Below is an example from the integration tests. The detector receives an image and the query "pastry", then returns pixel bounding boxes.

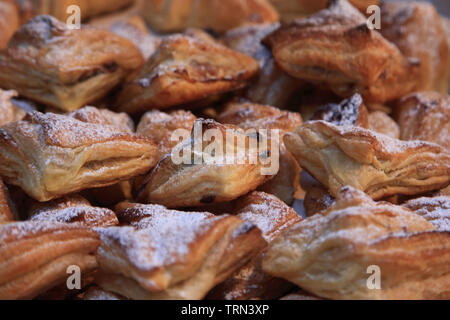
[222,23,304,108]
[0,89,26,126]
[115,35,259,114]
[0,15,144,112]
[0,221,99,299]
[402,196,450,232]
[300,172,335,217]
[380,1,449,93]
[137,119,276,208]
[142,0,279,33]
[284,120,450,200]
[397,92,449,151]
[310,93,369,128]
[208,192,301,300]
[263,186,450,299]
[0,111,158,201]
[0,0,20,49]
[368,111,400,139]
[69,106,135,133]
[137,110,197,161]
[83,286,125,300]
[0,178,16,223]
[218,101,303,204]
[28,194,119,227]
[264,0,419,103]
[94,203,266,299]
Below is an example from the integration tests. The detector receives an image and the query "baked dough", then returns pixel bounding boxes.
[0,221,99,299]
[397,92,449,151]
[137,110,197,161]
[264,0,418,103]
[115,35,259,114]
[263,186,450,299]
[0,0,20,49]
[0,89,26,126]
[137,119,275,208]
[0,15,144,112]
[94,203,266,299]
[0,178,16,223]
[300,171,335,217]
[142,0,279,33]
[380,2,449,93]
[207,191,301,300]
[28,194,119,227]
[284,120,450,200]
[69,106,135,133]
[402,196,450,232]
[83,286,125,300]
[0,111,158,201]
[368,111,400,139]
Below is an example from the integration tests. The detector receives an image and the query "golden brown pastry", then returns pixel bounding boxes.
[0,89,26,126]
[0,111,158,202]
[380,1,449,93]
[222,23,304,108]
[300,171,335,217]
[263,186,450,299]
[264,0,419,103]
[94,203,266,299]
[69,106,135,133]
[142,0,279,33]
[0,221,99,299]
[28,195,119,227]
[137,119,276,208]
[284,120,450,200]
[0,0,20,49]
[0,15,144,112]
[310,93,369,128]
[397,92,450,151]
[137,110,197,161]
[0,178,16,223]
[368,111,400,139]
[115,35,259,114]
[208,192,302,300]
[442,16,450,89]
[218,101,303,204]
[402,196,450,232]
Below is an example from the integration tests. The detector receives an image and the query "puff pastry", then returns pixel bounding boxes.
[137,119,275,208]
[402,196,450,232]
[142,0,279,33]
[368,111,400,139]
[397,92,449,151]
[264,0,418,103]
[0,89,26,126]
[208,192,301,300]
[137,110,197,161]
[263,186,450,299]
[83,286,125,300]
[284,120,450,200]
[115,35,259,114]
[0,0,20,49]
[380,1,449,93]
[0,221,99,299]
[300,172,335,217]
[0,111,158,201]
[28,195,119,227]
[0,178,16,223]
[94,203,266,299]
[0,15,144,112]
[69,106,135,133]
[218,101,303,204]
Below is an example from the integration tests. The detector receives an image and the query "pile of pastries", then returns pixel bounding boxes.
[0,0,449,300]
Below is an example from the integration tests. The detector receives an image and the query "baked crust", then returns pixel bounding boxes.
[263,186,450,299]
[0,178,16,223]
[0,221,99,299]
[380,2,449,93]
[115,35,259,114]
[403,196,450,232]
[368,111,400,139]
[94,203,266,299]
[28,194,119,227]
[207,192,301,300]
[0,89,26,126]
[83,286,125,300]
[142,0,279,33]
[284,120,450,200]
[397,92,450,151]
[137,119,275,208]
[264,0,418,103]
[300,171,335,217]
[0,0,20,49]
[0,15,144,112]
[0,111,158,201]
[69,106,135,133]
